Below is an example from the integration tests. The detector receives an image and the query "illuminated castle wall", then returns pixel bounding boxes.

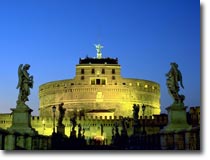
[39,50,160,118]
[0,106,200,145]
[0,113,168,144]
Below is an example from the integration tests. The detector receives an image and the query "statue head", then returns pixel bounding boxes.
[23,64,30,70]
[170,62,178,68]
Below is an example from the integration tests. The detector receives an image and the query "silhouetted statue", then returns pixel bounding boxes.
[70,113,77,131]
[121,118,128,133]
[78,123,82,138]
[120,117,129,147]
[16,64,33,103]
[112,127,115,136]
[114,122,119,137]
[132,104,140,135]
[58,103,66,126]
[133,104,139,122]
[166,62,185,104]
[82,128,85,138]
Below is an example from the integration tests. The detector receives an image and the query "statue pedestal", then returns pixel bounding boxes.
[57,125,65,136]
[7,102,38,136]
[163,103,191,132]
[160,103,191,150]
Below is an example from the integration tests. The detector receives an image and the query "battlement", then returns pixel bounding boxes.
[29,114,168,127]
[79,57,118,64]
[0,113,167,128]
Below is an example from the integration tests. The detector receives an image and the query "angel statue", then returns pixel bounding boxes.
[95,44,103,59]
[166,62,185,104]
[95,44,103,54]
[16,64,33,103]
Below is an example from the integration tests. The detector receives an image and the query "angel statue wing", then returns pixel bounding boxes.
[178,69,184,89]
[16,64,23,89]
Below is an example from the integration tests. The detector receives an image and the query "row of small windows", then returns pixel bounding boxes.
[41,81,158,93]
[42,82,158,91]
[81,69,115,74]
[80,76,115,80]
[123,82,158,90]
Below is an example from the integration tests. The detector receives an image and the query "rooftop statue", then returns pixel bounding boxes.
[16,64,33,104]
[95,44,103,53]
[95,44,103,59]
[166,62,185,104]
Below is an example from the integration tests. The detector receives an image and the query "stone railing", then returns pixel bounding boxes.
[0,128,51,150]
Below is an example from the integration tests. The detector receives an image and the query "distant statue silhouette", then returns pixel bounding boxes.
[133,104,139,122]
[121,118,128,132]
[58,103,66,126]
[114,122,119,136]
[78,123,82,137]
[166,62,185,104]
[70,112,77,131]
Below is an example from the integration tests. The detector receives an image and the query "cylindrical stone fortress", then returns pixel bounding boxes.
[39,54,160,118]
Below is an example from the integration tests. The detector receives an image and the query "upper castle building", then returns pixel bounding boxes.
[39,45,161,118]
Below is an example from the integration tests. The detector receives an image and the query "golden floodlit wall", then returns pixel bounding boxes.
[39,56,160,118]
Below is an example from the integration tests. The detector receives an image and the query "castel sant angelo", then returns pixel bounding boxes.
[39,44,161,119]
[0,45,200,149]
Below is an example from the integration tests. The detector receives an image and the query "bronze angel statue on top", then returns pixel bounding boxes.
[166,62,185,104]
[16,64,33,103]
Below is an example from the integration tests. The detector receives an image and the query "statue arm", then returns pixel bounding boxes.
[22,70,30,80]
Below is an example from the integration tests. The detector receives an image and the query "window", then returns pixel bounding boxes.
[102,68,105,74]
[91,79,95,85]
[91,69,95,74]
[102,79,106,85]
[81,69,84,74]
[90,78,106,85]
[96,79,100,85]
[112,69,115,74]
[81,76,84,80]
[112,76,115,80]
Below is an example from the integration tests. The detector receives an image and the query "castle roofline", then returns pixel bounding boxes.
[79,57,118,64]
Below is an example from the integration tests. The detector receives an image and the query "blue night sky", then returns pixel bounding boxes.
[0,0,200,116]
